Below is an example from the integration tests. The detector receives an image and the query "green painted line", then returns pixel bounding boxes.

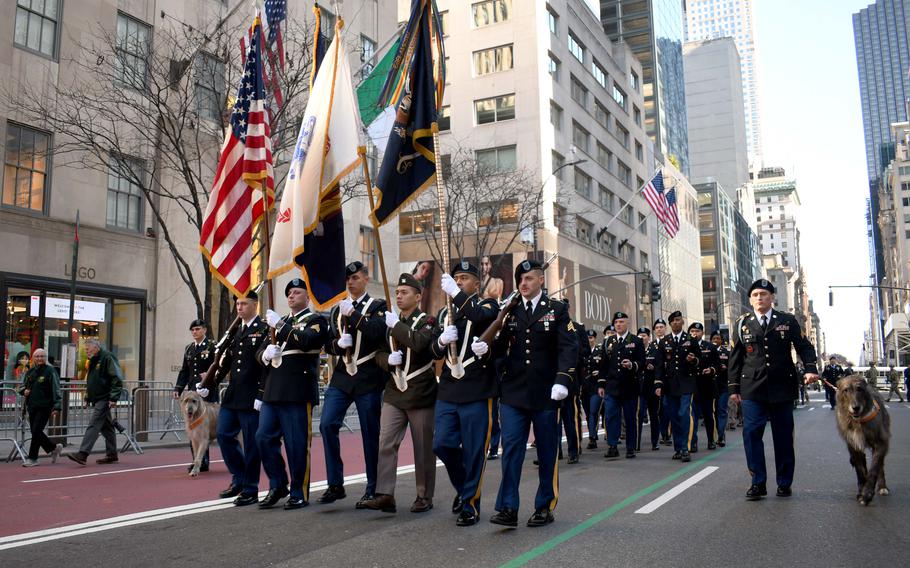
[500,444,738,568]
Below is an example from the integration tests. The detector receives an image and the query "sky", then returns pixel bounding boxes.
[755,0,875,362]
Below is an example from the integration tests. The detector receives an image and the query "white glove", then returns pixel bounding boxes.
[471,339,489,356]
[339,299,355,316]
[440,273,460,298]
[338,333,353,348]
[385,311,400,329]
[265,309,281,328]
[196,387,210,398]
[438,325,458,347]
[388,350,403,366]
[551,384,569,401]
[262,344,280,362]
[253,399,263,412]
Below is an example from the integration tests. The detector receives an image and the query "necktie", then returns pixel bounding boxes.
[761,315,768,331]
[526,300,533,318]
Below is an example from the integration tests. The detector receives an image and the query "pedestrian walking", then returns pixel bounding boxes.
[65,339,124,465]
[19,349,63,466]
[886,366,904,402]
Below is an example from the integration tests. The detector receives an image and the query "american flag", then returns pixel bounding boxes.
[641,170,669,226]
[264,0,286,69]
[199,16,274,298]
[664,186,680,237]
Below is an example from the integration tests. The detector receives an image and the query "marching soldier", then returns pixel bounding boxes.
[637,327,662,451]
[173,319,216,472]
[559,298,588,464]
[256,278,329,510]
[652,318,672,446]
[654,311,701,463]
[688,322,719,452]
[211,292,266,506]
[711,331,731,446]
[730,279,818,500]
[598,312,645,459]
[821,357,842,409]
[432,261,499,527]
[320,261,388,509]
[585,329,604,450]
[363,274,438,514]
[472,259,578,528]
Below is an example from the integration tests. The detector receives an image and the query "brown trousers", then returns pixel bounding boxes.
[375,402,436,499]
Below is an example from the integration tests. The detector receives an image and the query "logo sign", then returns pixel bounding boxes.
[31,296,107,322]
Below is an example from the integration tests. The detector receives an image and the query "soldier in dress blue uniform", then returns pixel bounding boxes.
[173,319,216,472]
[597,312,645,459]
[654,311,701,463]
[652,318,672,446]
[319,261,388,509]
[431,261,499,527]
[688,322,719,452]
[256,278,329,510]
[472,259,578,528]
[729,279,819,500]
[637,327,662,451]
[584,329,603,450]
[211,292,266,506]
[710,331,731,446]
[559,298,588,464]
[821,357,843,410]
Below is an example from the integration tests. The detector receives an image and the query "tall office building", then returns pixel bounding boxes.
[600,0,691,176]
[684,0,762,165]
[853,0,910,291]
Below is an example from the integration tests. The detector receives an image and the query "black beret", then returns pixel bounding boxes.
[285,277,307,296]
[710,330,723,338]
[396,272,422,291]
[238,290,258,301]
[612,311,629,323]
[189,319,207,329]
[586,329,598,338]
[637,326,651,335]
[452,260,479,278]
[604,324,616,333]
[515,259,543,281]
[748,278,775,295]
[653,318,667,326]
[346,261,366,277]
[688,322,704,331]
[668,310,683,321]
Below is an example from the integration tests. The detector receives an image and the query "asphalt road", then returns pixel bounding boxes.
[3,391,908,567]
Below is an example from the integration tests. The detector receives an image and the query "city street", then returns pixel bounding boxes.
[2,391,907,567]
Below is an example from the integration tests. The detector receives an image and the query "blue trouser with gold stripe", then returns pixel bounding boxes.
[604,394,638,451]
[495,404,559,513]
[257,401,313,501]
[434,399,493,515]
[663,393,693,453]
[560,394,582,458]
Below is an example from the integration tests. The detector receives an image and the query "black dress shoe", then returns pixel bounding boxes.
[604,446,620,458]
[587,439,598,450]
[487,452,499,460]
[680,451,691,462]
[672,452,681,460]
[219,485,242,499]
[690,443,699,453]
[284,496,308,510]
[234,493,259,506]
[490,509,518,527]
[199,464,209,472]
[776,485,792,497]
[717,439,726,448]
[452,496,464,514]
[746,484,767,501]
[259,486,290,508]
[316,485,346,504]
[651,444,660,451]
[527,508,555,527]
[355,493,375,509]
[625,451,636,459]
[707,442,717,450]
[566,455,579,464]
[456,509,478,526]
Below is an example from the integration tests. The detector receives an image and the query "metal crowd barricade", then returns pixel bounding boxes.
[1,384,28,462]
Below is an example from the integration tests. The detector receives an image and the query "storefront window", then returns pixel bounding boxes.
[4,288,39,382]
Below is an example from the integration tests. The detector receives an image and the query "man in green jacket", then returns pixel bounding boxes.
[66,339,124,465]
[19,348,63,466]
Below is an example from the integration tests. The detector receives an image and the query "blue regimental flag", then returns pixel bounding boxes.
[370,0,446,227]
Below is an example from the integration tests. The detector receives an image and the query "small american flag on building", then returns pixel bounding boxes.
[664,186,681,238]
[641,170,669,226]
[199,15,274,298]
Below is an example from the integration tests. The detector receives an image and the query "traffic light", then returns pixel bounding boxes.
[829,290,833,306]
[651,279,661,302]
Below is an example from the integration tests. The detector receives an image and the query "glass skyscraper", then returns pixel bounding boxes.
[601,0,690,176]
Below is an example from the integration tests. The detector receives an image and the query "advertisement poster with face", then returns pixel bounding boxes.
[577,264,637,332]
[552,258,576,315]
[405,255,516,318]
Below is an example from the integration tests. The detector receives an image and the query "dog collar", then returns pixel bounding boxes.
[854,399,881,424]
[188,403,207,430]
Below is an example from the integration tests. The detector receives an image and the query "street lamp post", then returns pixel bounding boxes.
[531,148,587,263]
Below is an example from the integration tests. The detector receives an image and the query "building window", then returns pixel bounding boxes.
[195,53,226,122]
[552,151,565,180]
[630,70,639,91]
[3,122,50,213]
[640,251,649,270]
[638,212,647,233]
[361,35,377,74]
[439,10,449,36]
[547,8,558,35]
[574,168,592,199]
[475,145,517,172]
[596,143,612,172]
[319,7,337,40]
[548,53,560,81]
[599,184,614,212]
[439,106,451,131]
[475,94,515,124]
[899,165,910,176]
[568,32,585,62]
[473,44,513,75]
[633,105,642,126]
[592,60,607,88]
[621,242,635,264]
[601,231,616,255]
[472,0,512,28]
[905,230,910,239]
[115,13,151,90]
[594,100,610,130]
[635,141,644,161]
[901,181,910,192]
[106,155,144,231]
[612,83,626,109]
[399,210,439,236]
[576,216,593,244]
[14,0,59,58]
[570,75,588,108]
[359,226,378,278]
[619,199,634,224]
[617,160,631,186]
[572,122,590,153]
[550,102,563,131]
[554,203,567,231]
[478,199,519,226]
[616,124,630,148]
[901,197,910,207]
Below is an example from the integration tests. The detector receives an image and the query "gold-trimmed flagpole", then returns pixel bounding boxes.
[431,130,461,375]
